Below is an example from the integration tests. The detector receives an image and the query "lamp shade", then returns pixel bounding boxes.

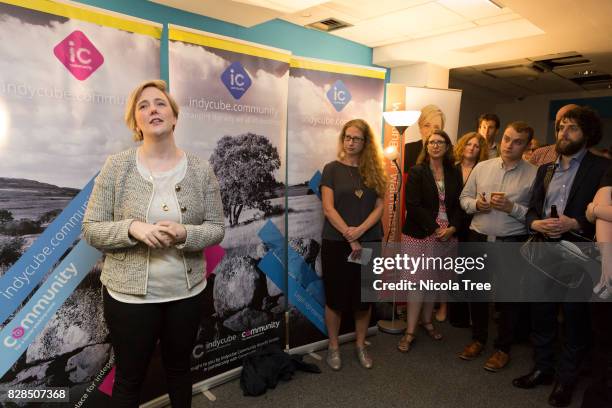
[382,110,421,127]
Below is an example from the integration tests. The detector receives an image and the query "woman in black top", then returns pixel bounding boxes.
[398,130,463,352]
[320,119,387,370]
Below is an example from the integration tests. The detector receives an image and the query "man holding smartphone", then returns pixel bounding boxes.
[458,121,538,372]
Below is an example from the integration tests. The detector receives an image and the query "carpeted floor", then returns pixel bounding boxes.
[181,321,588,408]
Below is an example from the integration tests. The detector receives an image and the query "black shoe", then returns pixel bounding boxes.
[548,382,574,407]
[512,369,555,389]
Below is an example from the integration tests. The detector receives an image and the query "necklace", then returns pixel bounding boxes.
[346,165,364,199]
[430,164,445,195]
[141,152,173,212]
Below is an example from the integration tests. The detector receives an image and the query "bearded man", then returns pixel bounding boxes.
[513,106,610,407]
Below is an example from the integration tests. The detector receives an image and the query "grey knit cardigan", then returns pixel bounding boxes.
[82,148,225,295]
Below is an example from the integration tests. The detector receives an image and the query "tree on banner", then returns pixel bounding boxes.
[210,133,281,226]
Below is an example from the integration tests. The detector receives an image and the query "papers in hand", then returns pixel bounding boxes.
[347,247,373,265]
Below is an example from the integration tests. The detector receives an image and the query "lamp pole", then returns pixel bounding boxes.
[378,124,408,334]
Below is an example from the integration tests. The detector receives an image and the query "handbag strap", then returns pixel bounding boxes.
[543,163,555,195]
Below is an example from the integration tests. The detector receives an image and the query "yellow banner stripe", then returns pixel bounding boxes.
[290,57,386,79]
[1,0,161,38]
[169,28,291,63]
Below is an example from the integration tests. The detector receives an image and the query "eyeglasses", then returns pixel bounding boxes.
[427,140,447,147]
[344,135,365,143]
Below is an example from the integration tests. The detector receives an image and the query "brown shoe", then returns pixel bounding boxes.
[484,350,509,372]
[459,341,484,360]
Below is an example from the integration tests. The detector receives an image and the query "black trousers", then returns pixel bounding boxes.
[468,231,529,353]
[103,288,203,408]
[531,301,590,385]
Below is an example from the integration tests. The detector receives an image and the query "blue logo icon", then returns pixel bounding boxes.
[221,61,252,100]
[326,80,351,112]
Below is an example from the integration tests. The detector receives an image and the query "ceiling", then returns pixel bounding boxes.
[150,0,612,95]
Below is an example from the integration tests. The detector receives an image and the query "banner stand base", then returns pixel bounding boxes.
[308,352,323,361]
[139,328,378,407]
[377,319,407,334]
[202,390,217,401]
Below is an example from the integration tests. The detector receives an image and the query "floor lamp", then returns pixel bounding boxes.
[377,110,421,334]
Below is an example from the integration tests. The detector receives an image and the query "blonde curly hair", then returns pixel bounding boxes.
[337,119,388,197]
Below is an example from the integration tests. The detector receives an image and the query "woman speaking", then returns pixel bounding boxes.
[83,80,224,408]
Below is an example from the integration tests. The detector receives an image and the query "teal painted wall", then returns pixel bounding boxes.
[73,0,374,82]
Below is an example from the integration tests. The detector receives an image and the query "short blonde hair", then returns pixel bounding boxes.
[418,104,446,130]
[124,79,179,141]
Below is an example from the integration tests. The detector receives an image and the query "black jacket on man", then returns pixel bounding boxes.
[526,151,610,240]
[525,150,610,387]
[402,162,464,238]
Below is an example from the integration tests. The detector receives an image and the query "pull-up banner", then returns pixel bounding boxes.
[286,56,385,349]
[168,24,289,383]
[0,1,161,406]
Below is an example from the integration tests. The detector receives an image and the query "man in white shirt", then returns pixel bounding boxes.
[458,121,537,372]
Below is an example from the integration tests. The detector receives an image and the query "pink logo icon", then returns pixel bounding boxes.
[98,366,115,396]
[11,327,25,339]
[204,245,225,278]
[53,30,104,81]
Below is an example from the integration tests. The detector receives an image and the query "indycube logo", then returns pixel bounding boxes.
[326,80,351,112]
[53,30,104,81]
[11,327,24,339]
[221,61,252,100]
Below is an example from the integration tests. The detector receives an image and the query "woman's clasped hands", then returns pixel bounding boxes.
[128,220,187,248]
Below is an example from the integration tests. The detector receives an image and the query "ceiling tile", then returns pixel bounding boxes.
[437,0,505,20]
[411,22,476,39]
[474,12,521,26]
[503,72,582,94]
[331,20,406,45]
[368,36,412,47]
[328,0,431,20]
[355,2,468,38]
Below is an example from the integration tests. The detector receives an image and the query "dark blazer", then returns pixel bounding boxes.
[526,151,610,240]
[402,162,464,238]
[404,141,423,173]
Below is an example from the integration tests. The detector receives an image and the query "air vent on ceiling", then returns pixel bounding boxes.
[483,65,542,78]
[307,18,352,32]
[533,54,591,71]
[570,73,612,86]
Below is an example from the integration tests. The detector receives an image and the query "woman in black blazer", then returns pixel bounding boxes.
[397,130,463,353]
